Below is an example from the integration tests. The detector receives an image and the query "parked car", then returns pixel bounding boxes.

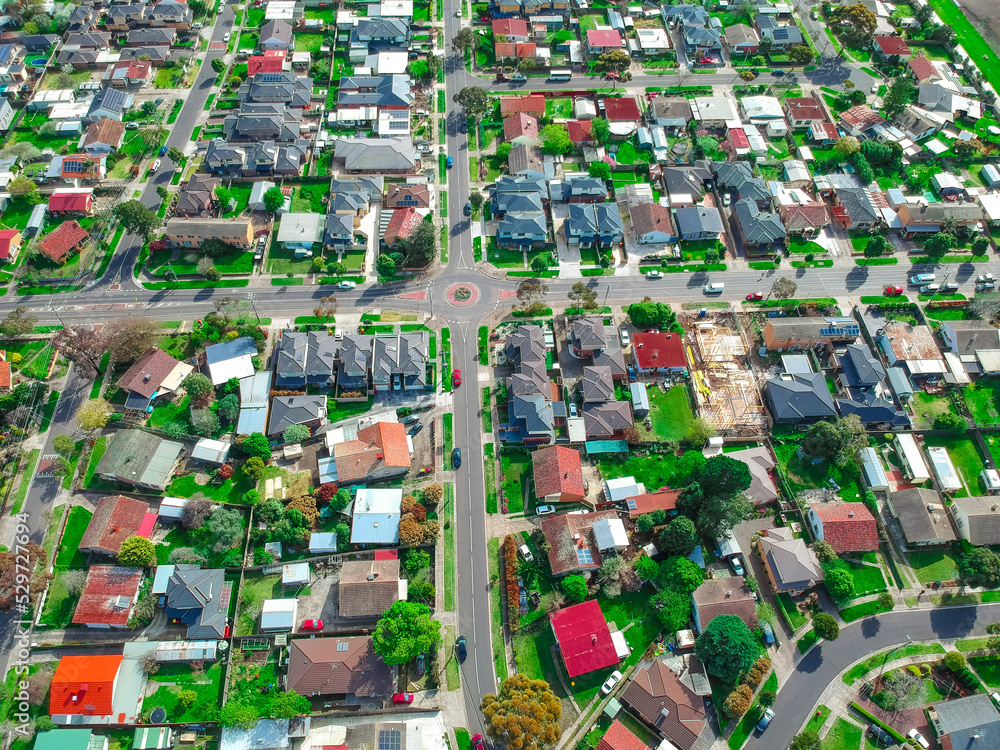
[746,292,763,301]
[509,74,527,82]
[446,156,453,168]
[979,273,996,283]
[871,84,878,93]
[402,414,420,425]
[568,402,578,418]
[761,621,775,644]
[601,670,623,695]
[731,556,745,576]
[457,635,467,661]
[452,447,462,468]
[868,724,893,746]
[941,282,959,292]
[393,693,414,704]
[704,282,725,294]
[979,282,996,292]
[721,192,731,207]
[415,653,425,675]
[150,159,161,172]
[337,281,357,289]
[302,619,323,631]
[464,203,472,216]
[907,730,929,749]
[909,273,936,285]
[536,504,556,515]
[883,285,903,295]
[409,422,423,436]
[919,284,940,294]
[223,32,230,41]
[646,270,663,279]
[159,146,168,157]
[619,329,630,346]
[755,709,775,733]
[126,122,140,130]
[471,734,485,750]
[991,691,1000,705]
[771,69,785,76]
[810,9,818,18]
[518,544,534,562]
[452,368,462,387]
[455,10,461,15]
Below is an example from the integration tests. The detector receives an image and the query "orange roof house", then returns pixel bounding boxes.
[37,221,89,264]
[624,489,679,518]
[334,421,411,485]
[383,207,422,247]
[500,94,545,119]
[248,49,286,76]
[79,495,152,556]
[51,654,123,718]
[908,56,940,84]
[357,421,410,467]
[532,445,585,503]
[495,42,536,59]
[71,565,142,628]
[567,120,594,145]
[597,721,653,750]
[0,357,11,391]
[0,229,21,262]
[48,191,94,216]
[807,502,878,552]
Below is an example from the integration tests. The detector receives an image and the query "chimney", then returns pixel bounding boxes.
[112,525,119,533]
[725,591,732,598]
[848,511,855,517]
[592,634,597,645]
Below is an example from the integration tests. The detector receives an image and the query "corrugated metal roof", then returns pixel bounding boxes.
[978,349,1000,374]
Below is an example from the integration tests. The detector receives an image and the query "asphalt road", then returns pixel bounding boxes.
[744,603,1000,750]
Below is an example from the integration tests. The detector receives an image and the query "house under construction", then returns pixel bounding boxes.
[686,320,768,434]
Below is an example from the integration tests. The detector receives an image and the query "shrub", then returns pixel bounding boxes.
[503,535,519,616]
[722,684,753,718]
[217,464,234,480]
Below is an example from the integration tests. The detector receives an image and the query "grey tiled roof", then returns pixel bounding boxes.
[581,365,614,403]
[765,373,837,421]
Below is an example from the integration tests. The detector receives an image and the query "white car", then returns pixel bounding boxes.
[907,730,929,749]
[704,282,725,294]
[150,159,161,172]
[223,32,231,42]
[646,270,663,279]
[455,10,461,15]
[870,84,878,93]
[721,192,731,207]
[536,505,556,515]
[979,273,996,283]
[518,544,534,563]
[601,670,623,695]
[337,281,357,289]
[991,691,1000,705]
[619,329,630,347]
[731,556,745,576]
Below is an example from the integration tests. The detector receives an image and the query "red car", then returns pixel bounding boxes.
[301,619,324,631]
[392,693,414,704]
[472,735,486,750]
[884,285,903,296]
[452,369,462,387]
[746,292,763,301]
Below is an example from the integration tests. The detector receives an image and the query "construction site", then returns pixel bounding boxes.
[682,312,769,436]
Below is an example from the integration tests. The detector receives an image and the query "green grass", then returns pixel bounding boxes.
[958,637,993,652]
[272,277,303,286]
[911,391,957,430]
[843,643,946,685]
[42,504,65,559]
[822,717,864,750]
[38,389,59,432]
[774,442,862,503]
[488,537,508,681]
[166,465,254,504]
[39,569,80,628]
[777,592,808,630]
[143,662,224,722]
[924,0,1000,98]
[6,340,54,380]
[797,629,820,654]
[648,385,694,441]
[907,549,959,585]
[290,183,327,213]
[728,672,778,750]
[292,32,324,53]
[83,435,106,489]
[56,505,93,568]
[840,599,893,622]
[484,443,497,514]
[500,450,531,514]
[10,448,39,514]
[847,561,887,596]
[807,705,831,735]
[961,380,1000,425]
[970,656,1000,687]
[443,481,455,611]
[61,439,84,490]
[238,31,258,51]
[922,433,986,496]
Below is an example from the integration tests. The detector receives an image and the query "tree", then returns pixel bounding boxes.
[217,394,240,423]
[924,232,957,259]
[589,161,611,180]
[53,72,74,89]
[191,409,220,435]
[876,591,894,611]
[51,326,106,379]
[757,36,774,58]
[211,57,226,73]
[656,556,703,594]
[373,252,398,279]
[959,546,1000,587]
[268,690,310,719]
[182,497,213,530]
[469,193,484,212]
[834,135,861,158]
[697,455,752,499]
[373,600,442,665]
[882,76,915,118]
[833,2,876,45]
[739,70,756,87]
[824,567,856,602]
[851,152,874,184]
[560,574,588,602]
[695,615,759,683]
[863,234,888,264]
[590,117,610,146]
[219,702,259,729]
[914,3,934,23]
[113,200,161,238]
[176,689,197,708]
[516,277,548,308]
[118,536,156,566]
[788,45,814,65]
[659,517,699,556]
[634,555,659,581]
[241,433,272,460]
[567,281,598,311]
[540,124,572,154]
[243,456,265,482]
[398,219,436,267]
[598,555,629,597]
[765,276,797,301]
[813,540,837,562]
[626,301,678,330]
[934,411,967,433]
[496,142,513,159]
[594,50,632,89]
[263,186,285,214]
[0,306,38,338]
[968,295,1000,322]
[879,667,926,710]
[76,398,112,433]
[723,685,753,718]
[283,424,310,444]
[108,317,161,365]
[756,602,777,626]
[932,24,957,45]
[790,731,820,750]
[802,416,868,465]
[183,372,214,399]
[530,254,551,274]
[812,612,840,641]
[943,650,966,671]
[453,85,489,120]
[8,176,40,204]
[404,548,432,575]
[452,26,476,55]
[53,434,75,458]
[636,510,666,533]
[208,507,243,552]
[481,675,562,750]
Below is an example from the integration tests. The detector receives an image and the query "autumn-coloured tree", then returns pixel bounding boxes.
[0,542,47,611]
[401,495,418,514]
[286,495,319,527]
[481,675,562,750]
[398,514,425,547]
[723,685,753,718]
[423,483,443,507]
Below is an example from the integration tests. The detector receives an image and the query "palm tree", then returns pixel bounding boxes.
[518,557,541,586]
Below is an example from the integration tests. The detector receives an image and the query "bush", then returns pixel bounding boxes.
[503,534,519,616]
[943,651,967,672]
[722,684,753,717]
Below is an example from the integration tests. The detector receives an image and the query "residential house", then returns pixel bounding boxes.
[502,326,558,445]
[630,202,677,244]
[172,175,220,218]
[583,401,633,439]
[125,28,176,47]
[504,113,540,148]
[621,659,708,750]
[48,190,94,216]
[894,202,984,238]
[723,23,758,55]
[116,348,193,409]
[807,502,878,552]
[286,637,394,697]
[714,161,771,206]
[498,211,548,248]
[809,121,840,145]
[493,18,529,41]
[765,373,838,423]
[350,487,403,544]
[334,335,373,392]
[72,566,142,628]
[662,4,711,28]
[581,365,614,402]
[832,342,909,428]
[604,97,642,135]
[674,206,724,241]
[692,97,737,128]
[633,332,686,374]
[661,163,712,206]
[204,338,257,385]
[691,578,757,633]
[552,176,607,203]
[333,423,411,486]
[595,722,651,750]
[772,188,827,237]
[371,332,430,390]
[118,47,171,65]
[103,60,152,88]
[60,154,105,185]
[550,600,622,677]
[532,445,586,504]
[240,72,313,108]
[79,495,153,556]
[565,120,594,147]
[275,331,337,389]
[872,35,910,61]
[350,18,411,51]
[878,321,947,380]
[784,97,827,129]
[324,176,380,248]
[885,488,956,546]
[385,183,431,211]
[649,98,694,132]
[928,694,1000,750]
[163,217,255,249]
[725,446,778,505]
[163,566,232,638]
[756,527,822,594]
[908,55,941,85]
[762,317,860,351]
[82,118,125,154]
[37,220,89,265]
[838,105,887,138]
[830,187,881,229]
[683,26,722,56]
[568,317,606,358]
[332,136,416,174]
[50,655,123,723]
[95,431,183,491]
[500,94,545,119]
[494,42,537,62]
[338,558,407,618]
[940,320,1000,356]
[896,105,943,141]
[758,19,802,49]
[268,395,328,437]
[636,27,671,56]
[223,103,302,142]
[540,510,619,576]
[950,496,1000,546]
[586,29,623,55]
[0,229,21,263]
[260,20,293,51]
[622,489,679,518]
[204,141,248,176]
[277,213,324,252]
[248,50,287,76]
[565,203,624,248]
[731,199,786,255]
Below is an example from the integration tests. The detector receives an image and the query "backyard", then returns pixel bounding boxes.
[910,392,958,430]
[293,33,324,53]
[290,184,327,213]
[962,379,1000,425]
[773,442,862,503]
[142,662,224,722]
[922,433,987,496]
[646,385,694,442]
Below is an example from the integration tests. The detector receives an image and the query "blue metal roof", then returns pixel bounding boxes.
[206,337,257,364]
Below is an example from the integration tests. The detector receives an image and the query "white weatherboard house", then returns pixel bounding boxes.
[894,433,930,484]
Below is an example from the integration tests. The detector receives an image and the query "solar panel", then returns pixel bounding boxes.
[626,499,637,510]
[379,730,401,750]
[576,549,594,565]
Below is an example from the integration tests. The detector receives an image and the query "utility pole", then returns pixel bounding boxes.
[246,291,261,325]
[46,301,66,328]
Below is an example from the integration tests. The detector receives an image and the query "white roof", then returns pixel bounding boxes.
[157,496,190,520]
[49,101,91,120]
[604,475,644,502]
[636,27,670,49]
[351,487,402,544]
[207,356,255,385]
[260,598,298,630]
[977,349,1000,373]
[610,629,631,659]
[895,433,930,481]
[944,351,971,384]
[282,562,309,585]
[982,469,1000,491]
[741,95,784,120]
[192,438,231,464]
[925,138,949,155]
[926,445,961,492]
[567,416,586,443]
[979,193,1000,222]
[716,529,740,558]
[692,96,737,121]
[375,50,408,74]
[277,212,324,244]
[743,123,768,153]
[593,517,629,550]
[155,640,218,661]
[859,446,889,491]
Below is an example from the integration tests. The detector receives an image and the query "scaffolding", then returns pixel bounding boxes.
[687,320,768,433]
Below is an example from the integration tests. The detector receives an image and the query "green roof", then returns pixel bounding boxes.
[35,730,97,750]
[96,429,183,489]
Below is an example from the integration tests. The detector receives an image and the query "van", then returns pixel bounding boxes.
[193,22,203,29]
[909,273,935,285]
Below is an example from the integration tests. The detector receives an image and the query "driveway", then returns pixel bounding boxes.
[730,517,784,635]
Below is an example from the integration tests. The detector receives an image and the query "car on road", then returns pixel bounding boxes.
[909,273,936,285]
[457,635,467,661]
[992,691,1000,705]
[568,401,578,418]
[646,270,662,279]
[884,285,903,295]
[919,284,940,294]
[393,693,414,704]
[416,654,425,676]
[150,159,161,172]
[978,282,996,292]
[979,273,997,283]
[446,156,453,168]
[460,122,468,133]
[455,10,461,15]
[907,730,929,749]
[402,414,420,425]
[464,203,472,216]
[409,422,423,436]
[471,735,485,750]
[755,708,775,733]
[301,619,323,631]
[867,725,893,746]
[452,447,462,468]
[731,556,745,576]
[518,544,534,562]
[536,504,556,515]
[601,670,623,695]
[941,282,959,292]
[223,32,230,41]
[619,329,630,346]
[337,281,356,289]
[704,282,725,294]
[452,368,462,387]
[159,146,168,156]
[810,9,818,18]
[771,69,785,76]
[746,292,763,301]
[509,74,527,82]
[761,621,775,644]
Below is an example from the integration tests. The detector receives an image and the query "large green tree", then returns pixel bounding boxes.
[649,589,691,631]
[453,85,490,120]
[373,600,442,665]
[694,615,759,683]
[561,574,588,602]
[118,536,156,566]
[659,517,699,556]
[113,200,161,238]
[812,612,840,641]
[959,547,1000,588]
[656,556,704,594]
[540,124,572,154]
[481,675,562,750]
[626,301,677,330]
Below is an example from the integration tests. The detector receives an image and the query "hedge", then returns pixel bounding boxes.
[511,308,553,318]
[850,703,906,743]
[581,268,611,276]
[508,270,559,278]
[860,296,911,305]
[854,257,898,265]
[662,262,727,273]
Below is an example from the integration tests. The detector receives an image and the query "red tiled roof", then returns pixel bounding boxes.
[373,549,398,560]
[785,97,825,121]
[625,489,679,518]
[357,421,410,468]
[503,112,539,141]
[0,359,10,390]
[532,445,585,501]
[0,229,19,260]
[633,332,685,370]
[874,35,910,56]
[501,94,545,114]
[117,348,185,398]
[493,18,528,37]
[79,495,151,555]
[908,56,938,81]
[83,118,125,149]
[550,600,618,677]
[495,42,536,58]
[541,510,617,576]
[111,59,150,79]
[597,722,647,750]
[809,502,878,552]
[37,221,88,264]
[248,49,286,76]
[72,565,142,627]
[51,654,123,716]
[604,97,641,122]
[780,202,828,230]
[48,191,92,214]
[840,105,886,130]
[383,207,422,246]
[728,127,750,148]
[587,29,622,48]
[566,120,593,143]
[693,579,758,631]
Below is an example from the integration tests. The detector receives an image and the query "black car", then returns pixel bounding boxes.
[453,448,462,468]
[416,653,425,676]
[464,203,472,216]
[867,725,892,747]
[457,635,467,661]
[460,123,468,133]
[409,422,423,436]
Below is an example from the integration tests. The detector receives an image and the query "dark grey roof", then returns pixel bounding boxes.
[712,161,771,202]
[497,192,543,214]
[64,32,111,48]
[662,163,712,197]
[275,142,308,174]
[650,97,693,124]
[338,74,413,108]
[571,318,606,351]
[581,365,614,403]
[205,140,246,169]
[566,203,624,237]
[762,24,803,43]
[175,174,219,215]
[675,205,724,236]
[127,27,175,45]
[89,87,130,117]
[238,72,313,108]
[583,402,634,437]
[119,46,169,63]
[837,342,885,387]
[164,566,229,638]
[594,345,627,377]
[662,4,710,27]
[950,497,1000,546]
[260,19,293,46]
[498,212,547,238]
[337,335,373,380]
[494,175,548,196]
[888,488,956,544]
[225,102,302,141]
[943,320,1000,354]
[932,694,1000,747]
[268,395,327,436]
[510,359,549,395]
[837,188,880,224]
[506,325,546,368]
[509,393,554,439]
[371,332,429,387]
[766,373,837,422]
[333,136,416,171]
[733,199,786,244]
[837,392,909,427]
[759,528,823,590]
[277,331,337,377]
[684,27,722,47]
[353,17,410,42]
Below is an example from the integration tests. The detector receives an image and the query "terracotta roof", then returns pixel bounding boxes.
[540,510,617,576]
[51,654,123,716]
[48,192,92,214]
[532,445,585,501]
[692,579,757,631]
[604,97,641,122]
[621,659,706,750]
[908,56,939,81]
[61,154,102,179]
[811,122,840,140]
[630,202,675,238]
[874,35,910,56]
[71,565,142,627]
[333,439,381,483]
[385,183,431,209]
[79,495,151,555]
[338,558,402,617]
[383,207,422,246]
[37,220,88,263]
[784,97,825,121]
[83,117,125,148]
[500,94,545,114]
[839,104,886,130]
[117,348,185,398]
[286,637,394,697]
[0,359,10,390]
[248,49,286,76]
[550,600,618,677]
[0,229,19,260]
[566,120,593,143]
[625,489,679,518]
[357,421,410,467]
[596,721,648,750]
[780,202,828,230]
[633,332,686,370]
[809,502,878,552]
[587,29,622,48]
[495,42,536,58]
[492,18,528,36]
[504,112,539,141]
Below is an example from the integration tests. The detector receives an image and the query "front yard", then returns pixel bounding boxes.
[500,449,532,514]
[907,549,959,586]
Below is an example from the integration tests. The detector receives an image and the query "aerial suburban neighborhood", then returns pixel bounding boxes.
[5,0,1000,749]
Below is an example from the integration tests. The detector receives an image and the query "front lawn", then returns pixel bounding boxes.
[143,662,224,722]
[500,449,531,514]
[0,196,42,233]
[970,656,1000,687]
[907,549,959,585]
[822,718,864,750]
[846,561,887,596]
[647,385,694,442]
[777,592,808,630]
[267,244,314,276]
[56,506,92,567]
[154,67,184,88]
[154,521,243,567]
[238,32,258,51]
[39,568,82,628]
[327,396,375,423]
[728,672,778,750]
